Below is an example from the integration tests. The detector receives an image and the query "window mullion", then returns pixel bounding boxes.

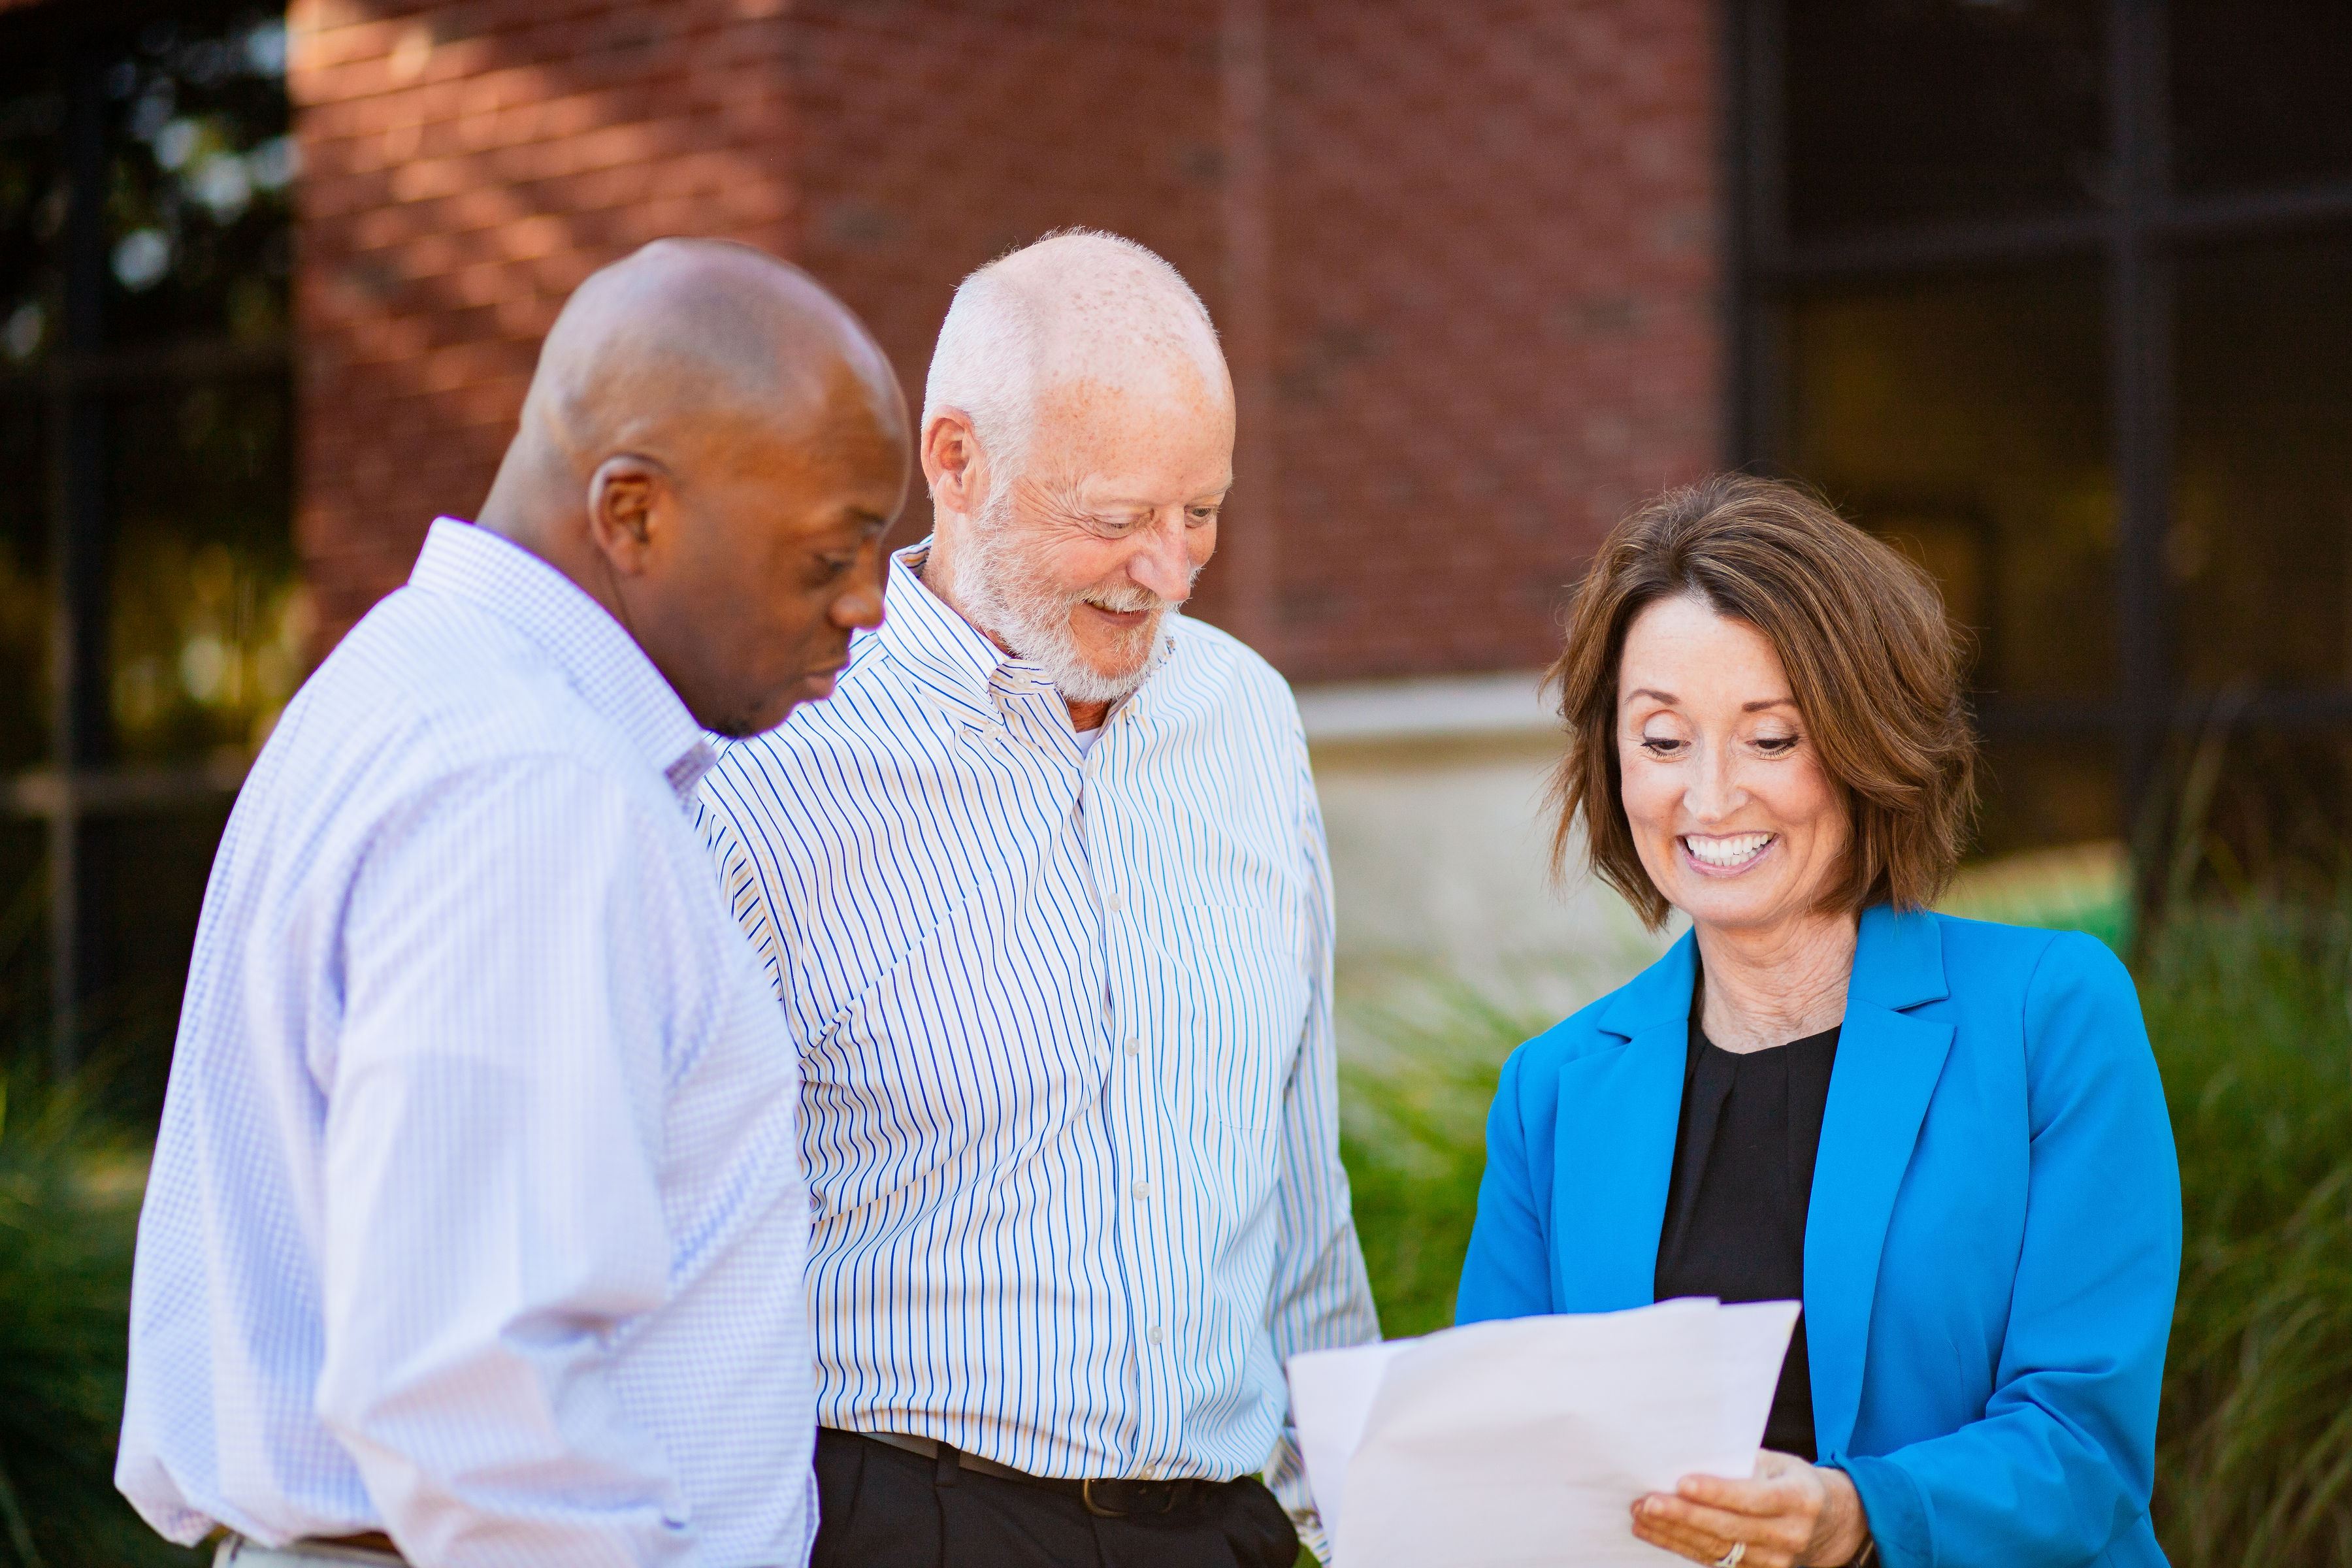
[46,24,108,1072]
[2108,0,2173,882]
[1727,0,1789,472]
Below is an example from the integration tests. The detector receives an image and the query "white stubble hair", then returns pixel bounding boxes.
[953,482,1186,705]
[920,228,1218,481]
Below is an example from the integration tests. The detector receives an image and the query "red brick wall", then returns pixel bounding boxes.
[1264,1,1723,679]
[784,1,1256,629]
[291,0,1722,678]
[289,0,797,645]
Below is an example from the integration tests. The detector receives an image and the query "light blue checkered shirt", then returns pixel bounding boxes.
[694,542,1380,1550]
[119,519,817,1567]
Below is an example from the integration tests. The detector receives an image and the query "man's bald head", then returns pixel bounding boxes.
[921,230,1230,482]
[480,238,911,736]
[506,237,901,507]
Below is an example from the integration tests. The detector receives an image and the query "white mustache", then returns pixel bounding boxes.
[1081,583,1177,615]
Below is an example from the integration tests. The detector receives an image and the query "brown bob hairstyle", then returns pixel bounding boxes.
[1546,473,1978,930]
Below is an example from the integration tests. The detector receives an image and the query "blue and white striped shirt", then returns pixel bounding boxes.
[119,520,816,1567]
[695,541,1380,1534]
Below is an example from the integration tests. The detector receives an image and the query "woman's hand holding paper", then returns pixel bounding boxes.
[1632,1450,1868,1567]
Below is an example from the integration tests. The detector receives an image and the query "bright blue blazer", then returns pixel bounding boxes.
[1457,907,2181,1568]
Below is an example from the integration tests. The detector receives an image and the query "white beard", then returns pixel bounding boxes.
[953,491,1183,705]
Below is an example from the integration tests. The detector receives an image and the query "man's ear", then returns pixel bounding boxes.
[921,409,987,521]
[585,453,669,577]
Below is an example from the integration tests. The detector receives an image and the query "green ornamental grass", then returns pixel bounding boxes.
[2144,900,2352,1567]
[0,1071,195,1568]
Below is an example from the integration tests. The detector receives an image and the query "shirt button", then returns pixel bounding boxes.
[1148,1324,1166,1345]
[1123,1036,1141,1056]
[1132,1179,1155,1200]
[1103,890,1124,914]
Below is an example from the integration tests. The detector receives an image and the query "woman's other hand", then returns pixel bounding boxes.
[1631,1450,1869,1567]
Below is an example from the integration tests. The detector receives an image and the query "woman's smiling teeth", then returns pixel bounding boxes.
[1684,831,1774,869]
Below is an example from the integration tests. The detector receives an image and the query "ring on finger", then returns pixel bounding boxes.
[1712,1544,1746,1568]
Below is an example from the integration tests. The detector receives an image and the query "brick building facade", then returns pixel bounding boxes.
[33,2,2338,1071]
[0,0,1721,1076]
[287,0,1723,675]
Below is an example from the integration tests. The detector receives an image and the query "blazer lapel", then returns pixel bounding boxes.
[1550,935,1695,1312]
[1805,907,1955,1457]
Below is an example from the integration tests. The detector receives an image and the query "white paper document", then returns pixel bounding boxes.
[1286,1298,1800,1568]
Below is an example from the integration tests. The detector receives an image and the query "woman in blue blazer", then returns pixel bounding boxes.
[1458,476,2181,1568]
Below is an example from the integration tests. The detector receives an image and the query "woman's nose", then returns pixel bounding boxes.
[1683,745,1744,821]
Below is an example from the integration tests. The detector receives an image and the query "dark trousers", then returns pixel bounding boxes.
[812,1429,1301,1568]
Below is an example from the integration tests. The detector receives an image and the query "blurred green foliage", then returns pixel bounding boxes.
[2144,900,2352,1567]
[0,1070,195,1568]
[1338,987,1530,1341]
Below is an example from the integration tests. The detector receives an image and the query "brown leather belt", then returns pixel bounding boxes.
[210,1533,405,1565]
[842,1429,1215,1518]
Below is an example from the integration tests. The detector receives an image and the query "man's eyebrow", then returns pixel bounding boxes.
[1090,478,1236,510]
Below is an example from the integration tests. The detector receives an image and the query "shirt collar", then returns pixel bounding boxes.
[408,518,713,800]
[872,539,1010,706]
[872,537,1177,721]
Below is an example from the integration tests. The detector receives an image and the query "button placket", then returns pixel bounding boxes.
[1089,757,1179,1464]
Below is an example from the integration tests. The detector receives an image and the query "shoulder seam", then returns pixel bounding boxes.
[2015,923,2076,1058]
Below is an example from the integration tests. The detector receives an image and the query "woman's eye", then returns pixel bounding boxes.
[1756,734,1800,755]
[1639,736,1684,757]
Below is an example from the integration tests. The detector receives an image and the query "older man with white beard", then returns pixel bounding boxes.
[695,231,1378,1568]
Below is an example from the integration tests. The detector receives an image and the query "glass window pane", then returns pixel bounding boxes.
[1974,735,2120,857]
[0,5,291,357]
[0,19,65,370]
[2160,726,2352,902]
[1784,0,2105,238]
[2170,1,2352,196]
[0,820,46,1067]
[1780,265,2115,700]
[78,805,228,1117]
[99,8,293,351]
[2172,232,2352,692]
[0,388,50,772]
[107,374,300,766]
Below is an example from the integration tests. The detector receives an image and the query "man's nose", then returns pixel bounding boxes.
[832,553,889,631]
[1127,514,1194,603]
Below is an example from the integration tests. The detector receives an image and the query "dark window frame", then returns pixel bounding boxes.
[1726,0,2352,883]
[1,0,289,1072]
